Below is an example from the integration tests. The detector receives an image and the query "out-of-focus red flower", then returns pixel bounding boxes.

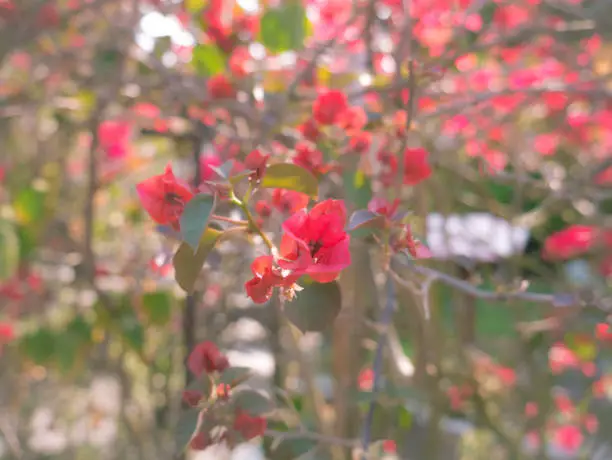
[136,164,194,229]
[337,106,367,134]
[358,368,374,391]
[313,89,349,125]
[298,118,320,142]
[132,102,161,119]
[245,256,298,304]
[553,425,583,453]
[272,189,310,214]
[255,200,272,218]
[233,410,266,440]
[348,131,372,154]
[279,199,351,283]
[368,197,400,219]
[0,322,14,342]
[293,142,329,176]
[393,224,431,259]
[98,120,132,160]
[187,341,229,376]
[403,147,432,185]
[595,323,612,342]
[216,383,231,400]
[549,342,581,375]
[207,74,235,99]
[525,402,539,418]
[200,154,223,182]
[543,225,597,260]
[190,432,212,450]
[378,149,398,187]
[382,440,397,454]
[244,149,269,181]
[229,46,251,78]
[182,390,203,407]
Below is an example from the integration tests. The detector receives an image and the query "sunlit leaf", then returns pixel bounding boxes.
[185,0,207,13]
[343,169,372,209]
[210,160,235,179]
[192,44,226,76]
[260,163,318,198]
[13,187,46,225]
[21,329,56,365]
[173,228,223,293]
[0,220,19,282]
[142,291,173,326]
[284,279,341,332]
[180,193,216,252]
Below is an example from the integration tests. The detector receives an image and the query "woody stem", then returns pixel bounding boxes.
[211,214,248,226]
[229,189,276,254]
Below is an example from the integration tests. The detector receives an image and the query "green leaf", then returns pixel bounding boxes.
[210,160,235,179]
[234,389,274,415]
[117,301,145,353]
[21,329,56,365]
[0,220,19,282]
[55,333,79,374]
[173,228,223,293]
[259,2,310,53]
[284,279,341,333]
[142,291,172,326]
[13,187,46,225]
[347,210,383,232]
[185,373,213,401]
[343,169,372,209]
[175,409,199,453]
[192,44,227,76]
[260,163,318,198]
[220,366,251,387]
[179,194,216,252]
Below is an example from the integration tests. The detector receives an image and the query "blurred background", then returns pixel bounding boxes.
[0,0,611,459]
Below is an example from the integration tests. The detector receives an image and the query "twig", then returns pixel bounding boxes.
[266,429,359,449]
[360,275,397,459]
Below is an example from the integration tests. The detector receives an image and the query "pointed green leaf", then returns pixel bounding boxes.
[234,389,274,415]
[179,193,216,252]
[210,160,235,179]
[20,329,56,365]
[284,279,341,332]
[175,409,200,453]
[259,2,310,53]
[260,163,318,198]
[173,228,223,293]
[347,210,383,232]
[220,366,251,387]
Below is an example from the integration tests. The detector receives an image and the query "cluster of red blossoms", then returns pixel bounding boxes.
[182,341,266,451]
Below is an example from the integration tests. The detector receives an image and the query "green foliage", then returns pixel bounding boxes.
[21,328,56,366]
[192,44,227,76]
[260,163,319,198]
[259,2,311,53]
[174,409,199,453]
[347,210,383,232]
[220,366,251,387]
[284,279,341,332]
[173,228,223,292]
[343,169,372,210]
[142,291,173,326]
[179,193,217,252]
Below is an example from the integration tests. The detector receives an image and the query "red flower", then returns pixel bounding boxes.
[553,425,583,453]
[272,189,310,214]
[216,383,231,400]
[207,74,235,99]
[403,147,432,185]
[299,118,320,142]
[255,200,272,218]
[244,149,269,181]
[543,225,597,260]
[337,106,367,134]
[0,322,14,342]
[182,390,203,407]
[233,410,267,440]
[358,368,374,391]
[187,341,229,377]
[98,120,132,160]
[348,131,372,154]
[293,142,329,176]
[200,154,223,182]
[136,164,194,229]
[229,46,251,78]
[378,149,398,187]
[190,432,212,450]
[596,323,612,343]
[313,89,349,125]
[245,256,298,304]
[382,440,397,454]
[279,199,351,283]
[368,197,400,219]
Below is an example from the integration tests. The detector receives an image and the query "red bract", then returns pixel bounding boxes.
[337,106,367,134]
[187,341,229,376]
[207,74,235,99]
[298,118,320,142]
[348,131,372,154]
[368,197,400,219]
[200,154,223,182]
[233,410,266,440]
[312,89,349,125]
[0,322,14,342]
[135,164,194,229]
[272,189,310,214]
[245,256,298,304]
[403,147,432,185]
[279,199,351,283]
[229,46,251,78]
[542,225,597,260]
[358,368,374,391]
[595,323,612,343]
[190,432,212,451]
[182,390,203,407]
[553,425,583,454]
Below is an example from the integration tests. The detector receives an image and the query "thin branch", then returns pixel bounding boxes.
[266,429,358,449]
[360,275,397,459]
